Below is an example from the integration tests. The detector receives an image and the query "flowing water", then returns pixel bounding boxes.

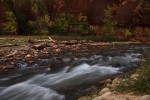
[0,44,150,100]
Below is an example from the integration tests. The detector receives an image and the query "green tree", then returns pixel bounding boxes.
[2,0,31,34]
[76,13,94,36]
[30,0,52,35]
[51,13,76,35]
[2,11,18,34]
[102,5,117,36]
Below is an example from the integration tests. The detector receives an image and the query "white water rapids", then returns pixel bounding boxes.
[0,45,149,100]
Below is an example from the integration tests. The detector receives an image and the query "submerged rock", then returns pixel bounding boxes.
[33,43,49,50]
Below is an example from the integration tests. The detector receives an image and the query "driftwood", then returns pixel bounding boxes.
[0,44,18,47]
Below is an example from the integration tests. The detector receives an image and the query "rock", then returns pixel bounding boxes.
[25,54,32,58]
[102,92,112,97]
[113,91,119,94]
[94,92,112,100]
[10,62,15,65]
[127,92,135,95]
[34,54,38,57]
[99,87,111,95]
[55,48,61,52]
[2,65,14,71]
[78,96,89,100]
[33,43,48,50]
[52,45,58,49]
[6,50,18,57]
[92,95,98,98]
[130,74,139,80]
[112,78,123,85]
[100,79,112,85]
[142,95,150,100]
[28,39,36,44]
[63,40,78,45]
[90,85,97,91]
[28,61,34,64]
[46,68,51,71]
[93,96,103,100]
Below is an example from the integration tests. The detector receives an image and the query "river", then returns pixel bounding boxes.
[0,44,150,100]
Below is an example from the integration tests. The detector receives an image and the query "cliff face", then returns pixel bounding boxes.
[0,0,149,26]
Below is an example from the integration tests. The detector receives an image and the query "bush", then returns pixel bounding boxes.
[76,13,94,36]
[102,5,117,36]
[2,11,18,34]
[132,62,150,93]
[49,13,94,36]
[28,14,53,35]
[28,20,38,34]
[124,29,132,37]
[49,13,76,35]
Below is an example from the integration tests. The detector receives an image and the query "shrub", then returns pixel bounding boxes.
[132,62,150,93]
[124,29,132,37]
[49,13,94,36]
[2,11,18,34]
[50,13,76,35]
[76,13,94,36]
[28,20,38,34]
[102,5,117,36]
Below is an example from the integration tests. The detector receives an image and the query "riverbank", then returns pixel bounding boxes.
[0,36,149,73]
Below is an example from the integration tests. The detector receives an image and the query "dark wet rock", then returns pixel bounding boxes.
[28,39,37,44]
[112,63,122,68]
[33,43,49,50]
[62,40,79,45]
[17,62,28,70]
[1,65,14,72]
